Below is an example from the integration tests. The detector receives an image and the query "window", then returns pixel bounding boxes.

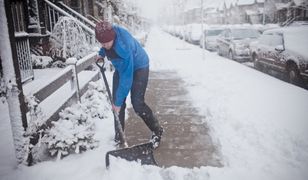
[259,34,272,46]
[269,34,283,47]
[231,29,260,39]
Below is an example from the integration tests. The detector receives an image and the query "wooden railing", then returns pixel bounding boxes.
[21,2,103,164]
[29,52,99,126]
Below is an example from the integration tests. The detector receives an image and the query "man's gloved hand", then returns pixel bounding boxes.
[112,104,121,115]
[96,55,104,63]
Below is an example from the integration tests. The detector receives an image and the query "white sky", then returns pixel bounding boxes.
[135,0,168,19]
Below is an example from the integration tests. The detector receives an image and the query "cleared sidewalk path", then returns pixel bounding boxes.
[125,70,222,168]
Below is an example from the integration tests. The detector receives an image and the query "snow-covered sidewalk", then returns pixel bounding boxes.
[1,27,308,180]
[146,27,308,180]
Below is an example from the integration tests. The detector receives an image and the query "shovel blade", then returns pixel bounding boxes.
[105,142,157,168]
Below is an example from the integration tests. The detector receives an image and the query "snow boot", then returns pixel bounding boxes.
[114,132,122,146]
[150,127,164,149]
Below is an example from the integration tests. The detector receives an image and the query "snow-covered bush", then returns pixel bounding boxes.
[31,54,67,69]
[25,95,46,136]
[82,81,110,119]
[43,107,97,160]
[23,96,47,163]
[49,16,91,61]
[49,60,67,68]
[41,81,109,160]
[31,54,53,69]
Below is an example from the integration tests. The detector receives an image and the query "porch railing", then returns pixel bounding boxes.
[44,0,96,46]
[15,33,34,83]
[11,1,34,83]
[57,1,96,29]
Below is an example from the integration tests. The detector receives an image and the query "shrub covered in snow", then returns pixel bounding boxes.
[25,96,45,134]
[41,81,109,160]
[49,16,92,61]
[31,54,67,69]
[31,55,53,69]
[43,108,97,160]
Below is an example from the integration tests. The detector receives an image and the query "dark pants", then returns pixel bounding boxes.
[112,67,160,135]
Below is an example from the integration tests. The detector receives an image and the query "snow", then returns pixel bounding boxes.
[14,32,29,38]
[65,58,78,65]
[1,0,27,165]
[237,0,255,6]
[293,0,308,6]
[147,28,308,180]
[1,26,308,180]
[0,102,16,176]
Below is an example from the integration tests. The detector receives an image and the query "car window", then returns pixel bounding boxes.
[231,29,260,39]
[219,30,226,37]
[269,34,283,47]
[206,29,224,36]
[259,34,271,46]
[284,29,308,57]
[225,30,230,38]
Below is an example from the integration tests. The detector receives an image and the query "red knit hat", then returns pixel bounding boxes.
[95,21,115,43]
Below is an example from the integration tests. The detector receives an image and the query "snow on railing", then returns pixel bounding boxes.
[57,1,96,28]
[32,52,97,104]
[44,0,96,45]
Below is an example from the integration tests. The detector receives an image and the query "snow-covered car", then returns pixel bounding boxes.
[201,27,225,51]
[251,26,308,85]
[186,23,203,45]
[217,27,260,61]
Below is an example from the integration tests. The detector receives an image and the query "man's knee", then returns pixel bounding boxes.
[132,100,144,114]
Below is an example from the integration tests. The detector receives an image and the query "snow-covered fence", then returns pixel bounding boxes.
[31,52,99,127]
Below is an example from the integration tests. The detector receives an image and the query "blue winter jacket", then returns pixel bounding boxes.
[98,25,149,106]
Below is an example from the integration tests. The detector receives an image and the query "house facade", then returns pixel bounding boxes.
[177,0,307,25]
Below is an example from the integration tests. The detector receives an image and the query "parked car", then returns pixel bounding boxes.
[217,27,261,61]
[186,23,203,45]
[251,26,308,85]
[201,27,225,51]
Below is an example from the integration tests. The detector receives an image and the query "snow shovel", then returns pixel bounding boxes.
[96,62,157,168]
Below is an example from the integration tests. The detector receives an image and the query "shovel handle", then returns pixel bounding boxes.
[96,62,127,146]
[96,62,112,104]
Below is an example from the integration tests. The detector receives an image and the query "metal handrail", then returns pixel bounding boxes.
[57,1,96,28]
[44,0,94,35]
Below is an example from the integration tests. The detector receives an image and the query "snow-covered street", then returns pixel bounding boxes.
[1,27,308,180]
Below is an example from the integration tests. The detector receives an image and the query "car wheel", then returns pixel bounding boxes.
[287,64,303,86]
[228,50,234,60]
